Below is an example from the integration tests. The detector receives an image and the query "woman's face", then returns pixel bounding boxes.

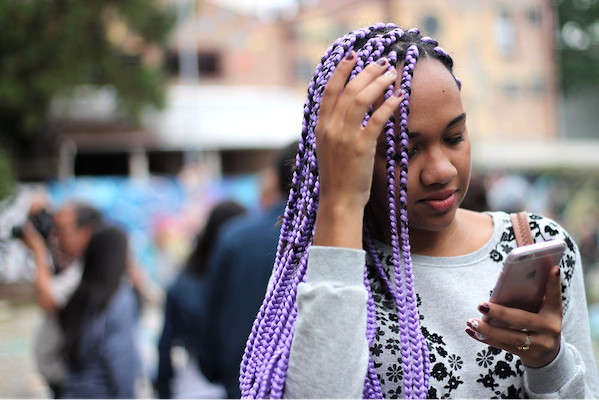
[368,58,471,238]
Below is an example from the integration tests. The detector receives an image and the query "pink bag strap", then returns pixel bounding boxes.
[510,211,534,247]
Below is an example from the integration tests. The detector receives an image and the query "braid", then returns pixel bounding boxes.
[240,23,459,399]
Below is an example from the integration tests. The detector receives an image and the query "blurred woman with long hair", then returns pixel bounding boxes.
[59,226,140,398]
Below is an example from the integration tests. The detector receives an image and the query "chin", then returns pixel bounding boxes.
[409,207,459,232]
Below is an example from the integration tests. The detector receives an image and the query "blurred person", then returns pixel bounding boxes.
[0,188,53,284]
[58,226,141,398]
[21,200,104,398]
[200,141,298,398]
[257,167,281,210]
[155,200,247,399]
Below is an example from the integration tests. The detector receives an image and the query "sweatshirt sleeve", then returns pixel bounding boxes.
[523,237,599,398]
[284,246,370,399]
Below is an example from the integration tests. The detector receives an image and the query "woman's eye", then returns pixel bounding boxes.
[446,134,465,145]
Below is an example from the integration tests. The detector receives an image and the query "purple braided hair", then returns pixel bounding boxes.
[240,23,460,399]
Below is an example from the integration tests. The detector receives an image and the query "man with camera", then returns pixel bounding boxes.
[20,200,103,398]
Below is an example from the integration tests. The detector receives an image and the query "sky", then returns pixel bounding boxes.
[212,0,299,18]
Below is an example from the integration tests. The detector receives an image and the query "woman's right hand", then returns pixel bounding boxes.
[313,52,404,248]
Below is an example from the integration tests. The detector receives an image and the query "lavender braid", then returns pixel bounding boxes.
[240,23,459,399]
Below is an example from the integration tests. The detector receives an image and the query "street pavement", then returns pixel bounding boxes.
[0,284,161,399]
[0,299,49,398]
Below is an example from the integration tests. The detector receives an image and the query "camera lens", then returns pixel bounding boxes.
[11,225,24,239]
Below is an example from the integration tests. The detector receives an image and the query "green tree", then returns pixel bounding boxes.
[0,149,16,201]
[0,1,175,168]
[555,0,599,95]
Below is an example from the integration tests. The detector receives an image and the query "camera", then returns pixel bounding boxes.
[12,209,54,241]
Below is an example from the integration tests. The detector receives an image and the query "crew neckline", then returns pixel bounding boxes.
[375,211,508,268]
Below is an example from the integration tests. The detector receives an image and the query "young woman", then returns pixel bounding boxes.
[59,226,140,398]
[240,23,599,398]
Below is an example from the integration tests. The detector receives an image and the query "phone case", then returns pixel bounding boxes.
[483,239,566,328]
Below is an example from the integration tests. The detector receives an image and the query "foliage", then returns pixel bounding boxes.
[0,0,175,143]
[0,148,16,201]
[554,0,599,95]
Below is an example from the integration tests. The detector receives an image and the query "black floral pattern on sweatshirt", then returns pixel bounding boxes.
[367,213,576,398]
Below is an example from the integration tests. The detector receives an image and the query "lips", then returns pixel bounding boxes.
[421,190,457,213]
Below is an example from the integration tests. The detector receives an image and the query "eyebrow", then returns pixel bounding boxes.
[407,112,467,139]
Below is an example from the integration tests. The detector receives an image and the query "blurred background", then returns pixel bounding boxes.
[1,0,599,397]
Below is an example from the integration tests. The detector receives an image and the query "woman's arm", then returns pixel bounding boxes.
[523,245,599,398]
[284,246,369,398]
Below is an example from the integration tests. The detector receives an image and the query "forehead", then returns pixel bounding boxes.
[406,59,463,122]
[54,206,76,226]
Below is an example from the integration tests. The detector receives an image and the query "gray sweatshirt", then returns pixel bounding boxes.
[285,212,599,398]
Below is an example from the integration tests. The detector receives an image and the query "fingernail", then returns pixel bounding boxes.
[478,303,490,314]
[467,319,479,330]
[345,51,355,61]
[465,328,477,339]
[393,88,404,98]
[376,58,388,66]
[384,68,397,78]
[555,267,561,277]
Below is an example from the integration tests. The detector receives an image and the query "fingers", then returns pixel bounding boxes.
[318,51,358,123]
[471,302,561,337]
[542,265,563,314]
[466,318,560,368]
[364,87,404,141]
[21,222,45,251]
[318,55,401,140]
[466,318,531,350]
[337,59,399,134]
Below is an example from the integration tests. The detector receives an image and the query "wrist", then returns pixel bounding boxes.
[313,197,365,249]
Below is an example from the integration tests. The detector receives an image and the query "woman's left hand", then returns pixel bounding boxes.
[465,265,563,368]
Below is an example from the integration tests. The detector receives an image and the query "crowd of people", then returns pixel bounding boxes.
[8,22,599,400]
[11,140,297,399]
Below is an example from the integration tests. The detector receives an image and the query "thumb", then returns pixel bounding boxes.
[541,265,563,314]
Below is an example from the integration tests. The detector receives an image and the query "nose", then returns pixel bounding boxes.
[420,147,457,186]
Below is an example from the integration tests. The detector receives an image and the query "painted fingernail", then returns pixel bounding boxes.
[478,303,490,314]
[393,89,404,98]
[376,58,388,66]
[555,267,561,277]
[465,328,477,339]
[467,319,479,330]
[345,51,356,61]
[384,68,397,78]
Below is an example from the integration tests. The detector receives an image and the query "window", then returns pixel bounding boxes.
[527,7,540,26]
[74,153,128,176]
[197,51,221,76]
[165,50,222,78]
[494,9,516,58]
[422,15,440,37]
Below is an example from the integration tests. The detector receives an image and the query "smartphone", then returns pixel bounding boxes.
[482,239,566,328]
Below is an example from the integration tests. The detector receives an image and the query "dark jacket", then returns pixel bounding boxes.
[155,270,211,398]
[201,202,285,398]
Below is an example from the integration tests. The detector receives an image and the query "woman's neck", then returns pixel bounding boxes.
[369,208,493,257]
[408,209,493,257]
